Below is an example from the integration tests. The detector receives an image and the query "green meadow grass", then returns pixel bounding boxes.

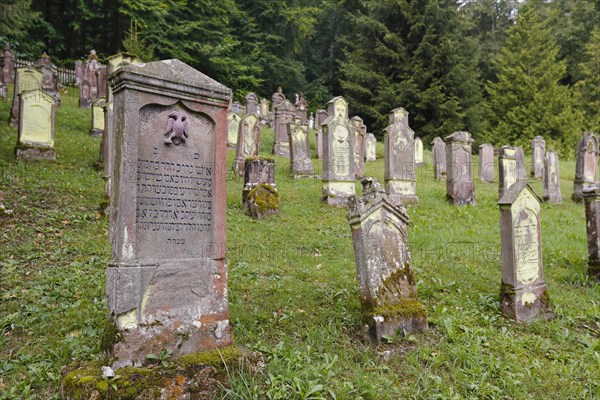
[0,87,598,399]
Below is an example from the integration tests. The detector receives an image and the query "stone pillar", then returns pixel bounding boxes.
[478,143,494,183]
[444,131,474,205]
[499,146,517,199]
[351,116,366,178]
[572,132,599,202]
[531,136,546,179]
[543,151,561,204]
[288,118,314,177]
[384,108,418,205]
[232,114,261,176]
[431,137,446,181]
[106,59,232,369]
[583,186,600,281]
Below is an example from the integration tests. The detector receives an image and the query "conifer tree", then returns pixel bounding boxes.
[576,27,600,132]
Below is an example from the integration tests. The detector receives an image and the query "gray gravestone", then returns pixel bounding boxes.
[347,177,427,344]
[531,136,546,179]
[445,131,474,205]
[245,92,259,116]
[414,137,424,167]
[232,114,261,176]
[16,89,56,160]
[351,116,366,178]
[272,100,296,157]
[365,133,376,162]
[2,43,14,83]
[572,132,599,202]
[227,112,241,149]
[288,118,314,177]
[478,143,495,183]
[315,110,328,159]
[498,182,553,322]
[96,65,107,98]
[582,186,600,281]
[242,157,279,219]
[106,59,232,369]
[543,151,561,204]
[515,146,527,183]
[270,87,286,127]
[499,146,517,199]
[321,96,355,206]
[384,108,418,204]
[75,60,84,87]
[243,157,277,203]
[34,53,60,105]
[431,137,446,181]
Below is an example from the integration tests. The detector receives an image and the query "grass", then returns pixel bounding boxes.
[0,85,598,399]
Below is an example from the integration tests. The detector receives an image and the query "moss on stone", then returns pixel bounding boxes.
[246,183,279,217]
[372,264,416,308]
[540,288,551,307]
[100,318,122,361]
[15,142,54,152]
[245,156,274,163]
[499,281,516,304]
[179,345,241,372]
[362,298,427,324]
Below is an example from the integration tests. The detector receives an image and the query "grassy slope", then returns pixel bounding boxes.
[0,87,598,399]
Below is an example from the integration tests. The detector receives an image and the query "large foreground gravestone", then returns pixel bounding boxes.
[445,131,474,205]
[288,118,314,177]
[232,114,261,176]
[572,132,599,202]
[106,59,232,369]
[478,143,494,183]
[499,146,517,199]
[347,178,427,344]
[365,133,376,162]
[10,67,42,126]
[431,137,446,180]
[543,151,561,204]
[531,136,545,179]
[321,96,355,206]
[583,186,600,281]
[498,182,553,322]
[272,100,296,157]
[16,90,56,160]
[384,108,418,204]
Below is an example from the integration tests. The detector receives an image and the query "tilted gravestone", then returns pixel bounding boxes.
[431,136,446,181]
[384,108,418,204]
[245,92,259,116]
[272,100,296,157]
[365,133,376,162]
[226,112,241,149]
[499,146,517,199]
[90,98,106,137]
[414,137,424,167]
[351,116,366,178]
[582,186,600,281]
[515,146,527,183]
[34,53,60,105]
[288,118,314,177]
[315,109,328,159]
[498,182,553,322]
[347,177,427,344]
[232,114,261,176]
[16,90,56,160]
[242,157,279,219]
[543,151,561,204]
[572,132,599,202]
[531,136,545,179]
[478,143,495,183]
[445,131,474,205]
[106,59,232,369]
[242,157,276,202]
[10,67,42,126]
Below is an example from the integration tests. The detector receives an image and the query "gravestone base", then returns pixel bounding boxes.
[322,181,355,206]
[16,146,56,161]
[500,281,555,323]
[273,142,289,158]
[589,262,600,282]
[362,301,428,345]
[543,192,562,204]
[244,183,280,220]
[90,128,103,137]
[446,184,475,206]
[291,159,315,177]
[572,181,593,203]
[385,179,419,205]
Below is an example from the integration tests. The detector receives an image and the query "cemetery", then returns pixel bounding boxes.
[0,1,599,399]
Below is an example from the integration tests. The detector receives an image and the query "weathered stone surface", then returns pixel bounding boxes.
[270,87,286,127]
[315,109,328,159]
[414,137,423,167]
[106,59,232,369]
[242,157,276,203]
[499,146,517,199]
[531,136,546,179]
[431,136,446,181]
[365,133,377,162]
[444,131,474,205]
[79,79,92,108]
[2,43,14,83]
[245,92,259,116]
[259,98,269,122]
[90,98,106,137]
[34,53,60,105]
[543,151,561,204]
[583,186,600,281]
[498,182,553,322]
[288,118,314,177]
[478,143,494,183]
[227,112,241,149]
[232,114,261,176]
[515,146,527,183]
[347,178,427,345]
[351,116,366,178]
[295,94,308,124]
[572,132,599,202]
[273,100,296,157]
[244,183,280,220]
[16,90,56,160]
[96,65,107,98]
[74,60,84,87]
[384,108,418,205]
[84,50,101,102]
[322,96,355,206]
[10,67,42,126]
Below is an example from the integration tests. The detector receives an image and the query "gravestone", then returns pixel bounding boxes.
[515,146,527,183]
[84,50,101,100]
[242,157,276,202]
[384,108,418,204]
[2,43,14,83]
[232,114,261,176]
[96,66,107,98]
[347,177,427,344]
[90,98,106,137]
[351,116,366,178]
[431,137,446,181]
[259,98,269,122]
[295,94,308,124]
[414,137,424,167]
[543,151,561,204]
[365,133,376,162]
[288,118,314,177]
[75,60,84,86]
[242,157,279,219]
[79,79,92,108]
[245,92,259,116]
[230,101,243,116]
[582,186,600,281]
[478,143,495,183]
[272,100,296,157]
[572,132,599,202]
[16,90,56,160]
[10,67,43,126]
[270,87,286,126]
[34,53,60,105]
[315,110,328,159]
[321,96,355,206]
[106,59,232,369]
[531,136,546,179]
[226,112,241,149]
[499,146,517,199]
[498,182,553,322]
[308,113,314,130]
[445,131,474,205]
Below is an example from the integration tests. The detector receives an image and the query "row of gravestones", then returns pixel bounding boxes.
[78,50,108,108]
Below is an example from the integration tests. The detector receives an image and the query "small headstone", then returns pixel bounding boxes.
[231,101,242,116]
[244,183,280,220]
[498,182,553,322]
[259,98,269,122]
[3,43,15,83]
[351,116,366,178]
[572,132,599,202]
[242,157,277,203]
[499,146,517,199]
[414,137,424,167]
[515,146,527,182]
[308,113,314,130]
[288,118,314,177]
[543,151,561,204]
[365,133,376,162]
[75,60,84,87]
[431,137,446,181]
[245,92,259,116]
[531,136,546,179]
[106,59,232,369]
[96,65,107,98]
[582,186,600,281]
[444,131,474,205]
[315,110,328,159]
[347,177,427,344]
[232,114,261,176]
[9,67,42,126]
[384,108,418,204]
[478,143,495,183]
[34,53,60,105]
[272,100,296,157]
[227,112,241,149]
[295,94,308,124]
[16,90,56,160]
[79,79,92,108]
[90,98,106,137]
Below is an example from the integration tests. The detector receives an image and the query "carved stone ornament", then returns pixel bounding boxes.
[164,110,189,146]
